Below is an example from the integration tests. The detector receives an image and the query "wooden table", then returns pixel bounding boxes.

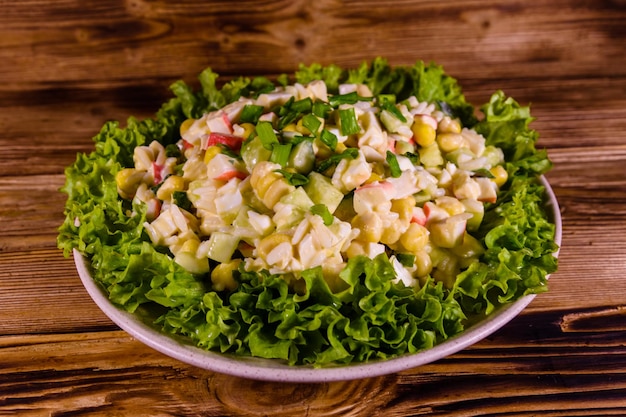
[2,1,626,415]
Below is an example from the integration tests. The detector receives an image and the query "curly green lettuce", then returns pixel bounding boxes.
[58,58,558,366]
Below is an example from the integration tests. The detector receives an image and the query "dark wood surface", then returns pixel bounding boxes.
[1,1,626,415]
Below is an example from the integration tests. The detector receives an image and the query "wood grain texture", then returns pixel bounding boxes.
[1,0,626,415]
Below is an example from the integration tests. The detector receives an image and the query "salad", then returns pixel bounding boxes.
[58,58,559,366]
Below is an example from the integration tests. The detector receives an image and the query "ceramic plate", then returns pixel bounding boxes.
[74,176,561,382]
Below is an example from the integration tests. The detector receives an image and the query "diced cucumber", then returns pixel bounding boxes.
[445,148,474,165]
[395,140,416,155]
[413,190,432,205]
[418,143,444,167]
[429,214,471,248]
[461,198,484,231]
[174,251,210,275]
[380,109,410,134]
[483,145,505,166]
[450,233,485,259]
[304,172,344,214]
[430,249,459,289]
[280,186,315,209]
[205,232,240,263]
[287,140,315,174]
[241,136,272,172]
[274,187,314,229]
[333,195,356,222]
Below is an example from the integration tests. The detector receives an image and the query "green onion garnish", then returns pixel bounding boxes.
[256,121,279,150]
[396,253,415,267]
[291,97,313,114]
[472,168,495,178]
[405,152,420,165]
[173,190,193,212]
[270,143,293,167]
[381,100,406,123]
[386,151,402,178]
[312,102,332,119]
[275,169,310,186]
[302,114,322,135]
[240,104,265,124]
[329,92,371,107]
[339,108,360,136]
[316,148,359,172]
[319,129,338,151]
[310,203,333,226]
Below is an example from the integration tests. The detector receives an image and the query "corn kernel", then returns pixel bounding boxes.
[364,172,384,184]
[489,165,508,187]
[380,224,403,245]
[178,237,200,255]
[179,118,195,136]
[156,175,186,201]
[335,142,347,153]
[391,196,416,222]
[204,145,222,164]
[296,118,312,135]
[413,250,433,278]
[239,122,256,140]
[211,259,241,291]
[436,196,466,216]
[282,123,298,132]
[116,168,146,199]
[437,133,465,153]
[256,233,291,260]
[345,240,366,258]
[351,212,383,243]
[262,179,295,209]
[437,116,462,134]
[400,223,430,253]
[253,171,281,198]
[411,119,436,147]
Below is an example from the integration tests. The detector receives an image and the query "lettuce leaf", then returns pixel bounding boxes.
[59,59,558,366]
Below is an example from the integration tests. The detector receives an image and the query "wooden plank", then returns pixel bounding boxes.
[1,309,626,416]
[1,1,625,88]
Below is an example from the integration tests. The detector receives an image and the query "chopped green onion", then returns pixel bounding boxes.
[329,92,371,107]
[329,92,359,107]
[218,144,241,160]
[302,114,322,135]
[275,169,310,186]
[270,143,292,167]
[377,94,396,105]
[381,100,406,123]
[173,163,184,176]
[472,168,495,178]
[239,104,265,124]
[278,97,313,130]
[396,253,415,267]
[316,148,359,172]
[319,129,338,150]
[291,97,313,114]
[277,112,299,130]
[173,191,193,212]
[310,203,333,226]
[339,108,360,136]
[278,97,295,116]
[386,151,402,178]
[404,152,420,165]
[256,121,279,150]
[312,102,332,119]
